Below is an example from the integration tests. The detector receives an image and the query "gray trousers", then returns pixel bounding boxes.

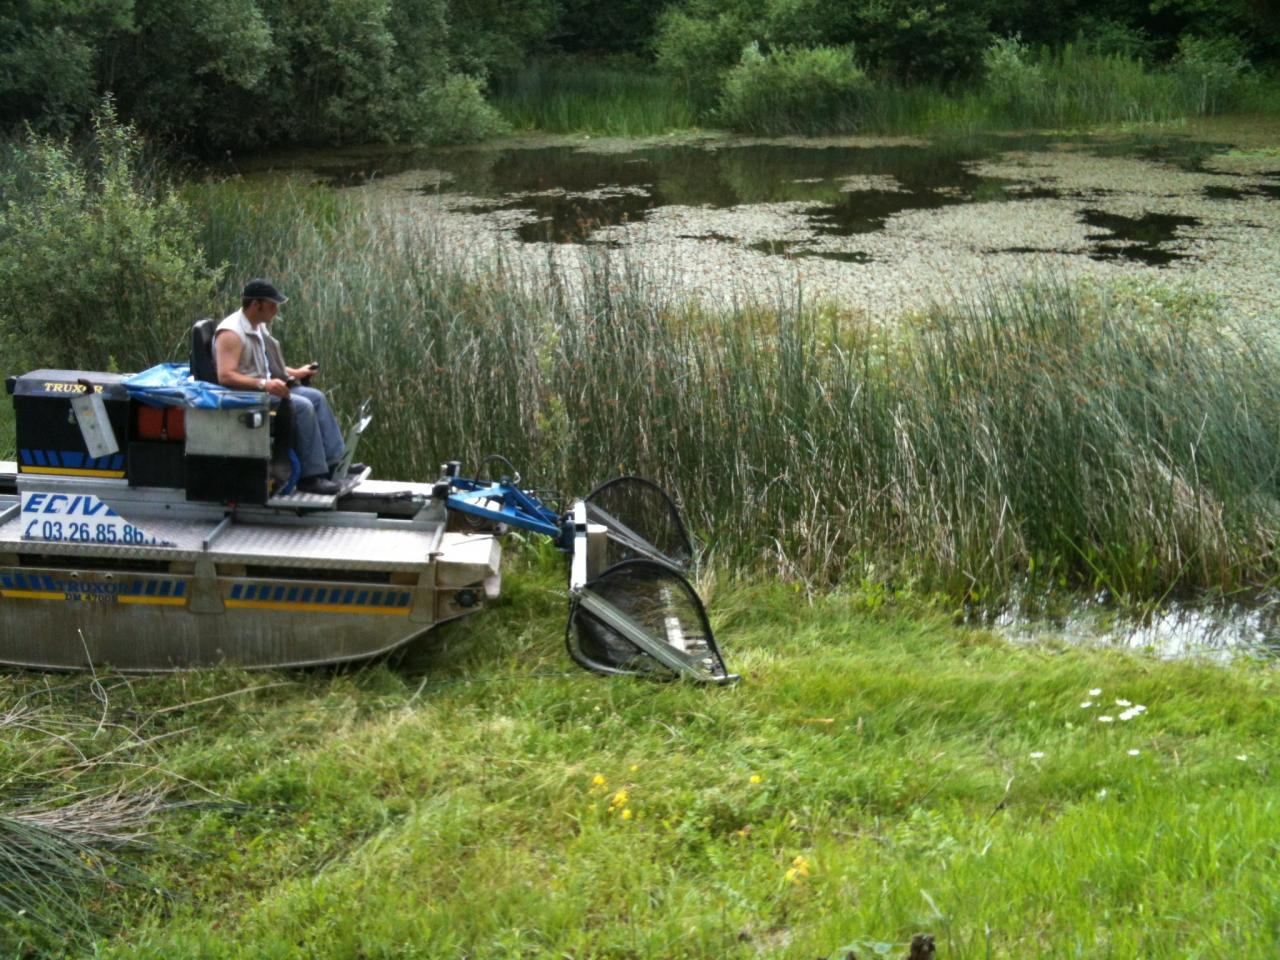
[287,385,345,477]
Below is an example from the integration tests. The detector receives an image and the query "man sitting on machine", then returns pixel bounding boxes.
[214,278,362,496]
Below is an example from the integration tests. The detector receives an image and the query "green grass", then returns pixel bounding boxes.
[492,61,699,136]
[2,549,1277,957]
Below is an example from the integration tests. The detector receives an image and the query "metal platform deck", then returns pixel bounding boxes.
[0,469,494,575]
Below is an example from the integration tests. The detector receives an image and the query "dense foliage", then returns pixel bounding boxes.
[0,0,508,151]
[2,0,1276,148]
[0,104,218,372]
[654,0,1276,90]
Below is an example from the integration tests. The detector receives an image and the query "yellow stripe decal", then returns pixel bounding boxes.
[19,467,127,478]
[1,589,66,601]
[225,599,411,616]
[1,590,188,605]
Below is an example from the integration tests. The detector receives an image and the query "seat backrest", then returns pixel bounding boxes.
[190,317,219,384]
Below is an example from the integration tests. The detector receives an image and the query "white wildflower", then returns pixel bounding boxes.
[1115,699,1132,707]
[1236,754,1248,762]
[1088,688,1102,697]
[1029,751,1046,759]
[1098,715,1114,723]
[1080,701,1094,709]
[1097,788,1108,799]
[1127,749,1140,756]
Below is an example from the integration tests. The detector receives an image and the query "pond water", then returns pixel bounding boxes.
[993,597,1280,662]
[272,128,1280,318]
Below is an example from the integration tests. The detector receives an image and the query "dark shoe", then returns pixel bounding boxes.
[329,462,368,478]
[298,475,341,495]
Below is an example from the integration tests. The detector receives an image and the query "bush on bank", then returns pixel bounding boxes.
[717,44,872,135]
[0,104,218,373]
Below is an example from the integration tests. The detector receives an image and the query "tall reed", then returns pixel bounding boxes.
[185,182,1280,603]
[491,61,698,136]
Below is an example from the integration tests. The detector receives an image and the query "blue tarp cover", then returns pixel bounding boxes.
[123,363,264,410]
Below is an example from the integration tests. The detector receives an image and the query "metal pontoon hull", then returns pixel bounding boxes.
[0,468,500,671]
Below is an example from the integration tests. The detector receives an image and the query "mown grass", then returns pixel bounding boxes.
[492,61,699,136]
[181,180,1280,606]
[2,547,1276,957]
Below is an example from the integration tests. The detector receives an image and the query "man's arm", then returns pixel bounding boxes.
[214,331,288,398]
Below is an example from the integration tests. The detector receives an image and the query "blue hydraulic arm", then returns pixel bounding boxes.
[445,476,565,542]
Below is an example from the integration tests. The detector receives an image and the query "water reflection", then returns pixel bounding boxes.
[1079,209,1201,266]
[996,597,1280,661]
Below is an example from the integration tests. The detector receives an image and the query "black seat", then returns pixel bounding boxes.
[190,317,219,384]
[188,316,298,493]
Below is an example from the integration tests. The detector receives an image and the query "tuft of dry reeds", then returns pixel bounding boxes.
[1,675,176,948]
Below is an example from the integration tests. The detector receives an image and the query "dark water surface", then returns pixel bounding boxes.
[290,132,1280,267]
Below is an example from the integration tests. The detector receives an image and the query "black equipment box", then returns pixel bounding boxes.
[185,455,269,504]
[5,370,132,476]
[128,441,185,488]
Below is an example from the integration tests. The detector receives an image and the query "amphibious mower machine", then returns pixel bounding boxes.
[0,366,734,683]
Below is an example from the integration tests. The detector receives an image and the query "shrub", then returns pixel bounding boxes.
[416,74,509,145]
[654,6,755,113]
[1172,34,1254,115]
[1070,17,1156,61]
[0,102,220,373]
[982,35,1046,116]
[717,43,872,135]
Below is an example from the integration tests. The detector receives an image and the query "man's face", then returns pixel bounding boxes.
[247,299,280,323]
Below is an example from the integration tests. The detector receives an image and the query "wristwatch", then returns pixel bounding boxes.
[258,378,267,390]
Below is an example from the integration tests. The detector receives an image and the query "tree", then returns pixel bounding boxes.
[0,0,132,132]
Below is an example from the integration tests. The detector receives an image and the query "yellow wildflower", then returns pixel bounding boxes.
[590,774,606,789]
[621,808,633,821]
[785,855,812,883]
[749,774,763,784]
[609,788,629,810]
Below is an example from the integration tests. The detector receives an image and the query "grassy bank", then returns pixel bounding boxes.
[178,181,1280,606]
[2,550,1276,957]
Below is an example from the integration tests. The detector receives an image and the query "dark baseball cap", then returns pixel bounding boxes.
[241,278,288,304]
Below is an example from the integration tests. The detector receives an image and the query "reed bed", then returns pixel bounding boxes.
[185,181,1280,604]
[491,61,699,135]
[491,51,1278,139]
